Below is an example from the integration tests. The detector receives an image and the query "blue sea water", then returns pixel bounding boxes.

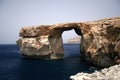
[0,44,99,80]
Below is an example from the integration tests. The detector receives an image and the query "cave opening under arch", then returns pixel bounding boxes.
[62,29,81,58]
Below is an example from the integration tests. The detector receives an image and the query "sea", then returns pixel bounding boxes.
[0,44,99,80]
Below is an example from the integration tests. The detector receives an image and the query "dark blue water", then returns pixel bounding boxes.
[0,44,99,80]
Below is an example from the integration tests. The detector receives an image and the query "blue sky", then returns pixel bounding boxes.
[0,0,120,44]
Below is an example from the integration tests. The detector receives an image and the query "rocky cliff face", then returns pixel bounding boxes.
[17,16,120,68]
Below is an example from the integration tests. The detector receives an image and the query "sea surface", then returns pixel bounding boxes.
[0,44,99,80]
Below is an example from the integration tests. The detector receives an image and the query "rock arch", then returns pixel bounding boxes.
[17,23,82,59]
[17,17,120,68]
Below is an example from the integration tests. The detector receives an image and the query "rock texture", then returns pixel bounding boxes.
[17,16,120,67]
[70,64,120,80]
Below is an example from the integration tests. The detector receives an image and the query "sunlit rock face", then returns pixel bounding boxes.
[17,23,81,59]
[80,17,120,67]
[70,64,120,80]
[17,16,120,68]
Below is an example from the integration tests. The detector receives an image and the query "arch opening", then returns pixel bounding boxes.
[62,29,81,58]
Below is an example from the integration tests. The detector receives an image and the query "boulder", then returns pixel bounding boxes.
[17,16,120,68]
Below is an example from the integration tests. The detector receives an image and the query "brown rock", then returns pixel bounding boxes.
[17,16,120,68]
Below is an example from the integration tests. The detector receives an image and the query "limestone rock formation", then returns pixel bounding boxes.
[70,64,120,80]
[17,16,120,68]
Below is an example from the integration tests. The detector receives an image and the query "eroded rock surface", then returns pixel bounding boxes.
[70,64,120,80]
[17,16,120,67]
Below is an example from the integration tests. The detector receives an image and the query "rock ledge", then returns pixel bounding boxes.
[70,64,120,80]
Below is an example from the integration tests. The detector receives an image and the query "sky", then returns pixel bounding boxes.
[0,0,120,44]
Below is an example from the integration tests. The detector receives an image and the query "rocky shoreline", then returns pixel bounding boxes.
[70,64,120,80]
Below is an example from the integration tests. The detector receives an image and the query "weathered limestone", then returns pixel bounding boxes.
[17,23,81,59]
[70,64,120,80]
[17,16,120,68]
[80,17,120,67]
